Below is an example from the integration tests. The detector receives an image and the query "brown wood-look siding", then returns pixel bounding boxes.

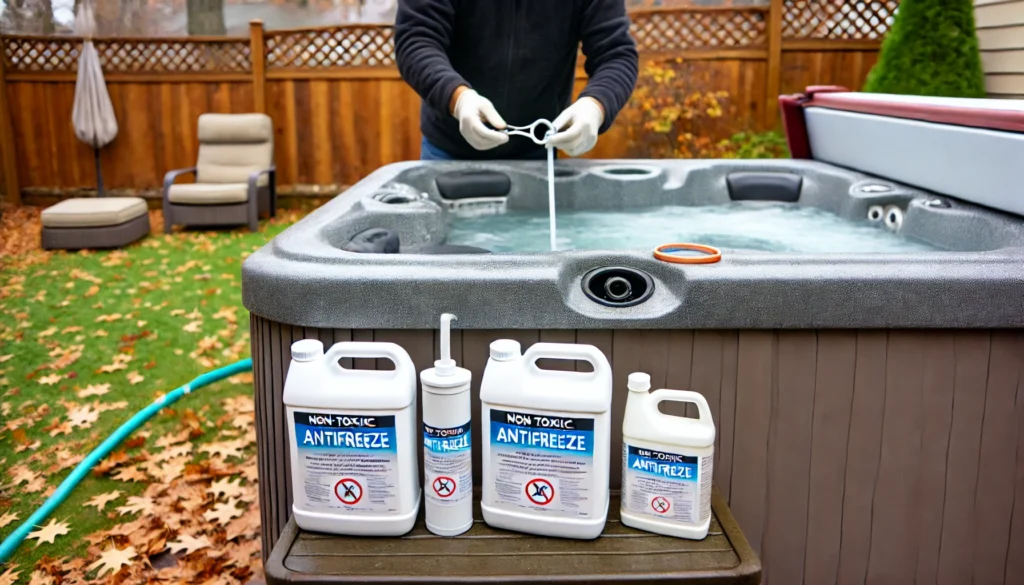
[251,321,1024,583]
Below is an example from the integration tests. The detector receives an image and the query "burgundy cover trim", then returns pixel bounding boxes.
[805,92,1024,134]
[779,94,812,159]
[778,86,850,160]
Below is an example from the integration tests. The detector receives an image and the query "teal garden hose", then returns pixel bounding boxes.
[0,358,253,564]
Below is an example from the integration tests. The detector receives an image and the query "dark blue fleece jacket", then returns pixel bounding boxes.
[395,0,639,160]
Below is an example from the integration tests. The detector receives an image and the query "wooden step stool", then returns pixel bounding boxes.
[265,487,761,584]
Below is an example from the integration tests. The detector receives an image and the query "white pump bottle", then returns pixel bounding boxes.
[420,313,474,536]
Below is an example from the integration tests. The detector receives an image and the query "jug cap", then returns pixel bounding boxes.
[627,372,651,393]
[291,339,324,362]
[489,339,521,361]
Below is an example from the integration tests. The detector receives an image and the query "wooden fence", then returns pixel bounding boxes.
[0,0,896,206]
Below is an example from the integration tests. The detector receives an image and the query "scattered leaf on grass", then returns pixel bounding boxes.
[116,496,155,516]
[199,441,245,460]
[77,383,111,398]
[183,321,203,333]
[208,477,246,501]
[166,533,212,556]
[87,545,137,578]
[112,466,148,483]
[26,519,70,546]
[67,405,100,429]
[0,511,19,528]
[203,500,244,525]
[0,355,12,363]
[127,371,145,385]
[0,566,19,585]
[37,373,62,386]
[85,490,122,512]
[27,570,54,585]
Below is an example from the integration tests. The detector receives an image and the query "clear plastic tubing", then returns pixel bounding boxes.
[546,134,557,252]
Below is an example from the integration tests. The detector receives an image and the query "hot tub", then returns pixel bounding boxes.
[244,97,1024,583]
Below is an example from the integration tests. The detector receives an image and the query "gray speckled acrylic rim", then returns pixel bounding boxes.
[242,159,1024,330]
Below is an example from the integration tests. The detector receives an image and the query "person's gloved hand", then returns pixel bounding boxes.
[452,89,509,151]
[547,97,605,157]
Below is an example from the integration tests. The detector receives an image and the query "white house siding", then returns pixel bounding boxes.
[975,0,1024,98]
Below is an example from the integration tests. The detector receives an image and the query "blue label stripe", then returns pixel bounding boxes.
[423,421,472,453]
[490,421,594,456]
[295,422,397,453]
[627,453,697,481]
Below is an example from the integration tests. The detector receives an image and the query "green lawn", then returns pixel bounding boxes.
[0,210,305,583]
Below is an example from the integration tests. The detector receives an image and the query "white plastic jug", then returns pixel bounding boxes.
[480,340,612,540]
[620,372,715,540]
[283,339,421,537]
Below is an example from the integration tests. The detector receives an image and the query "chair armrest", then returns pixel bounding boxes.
[247,165,276,194]
[163,167,198,200]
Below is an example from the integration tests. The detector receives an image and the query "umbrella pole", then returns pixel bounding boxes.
[93,146,105,197]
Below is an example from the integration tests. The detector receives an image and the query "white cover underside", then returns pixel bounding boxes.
[804,107,1024,217]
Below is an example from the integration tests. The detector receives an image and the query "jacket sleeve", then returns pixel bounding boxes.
[394,0,469,116]
[577,0,640,134]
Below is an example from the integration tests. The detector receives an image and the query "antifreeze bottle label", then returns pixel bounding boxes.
[488,408,595,519]
[622,442,712,525]
[423,421,472,506]
[292,410,399,515]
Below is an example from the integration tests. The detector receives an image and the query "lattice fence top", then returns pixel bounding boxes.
[265,26,395,69]
[3,36,251,73]
[630,9,768,51]
[782,0,898,39]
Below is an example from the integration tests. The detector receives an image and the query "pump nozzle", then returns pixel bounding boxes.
[435,313,457,376]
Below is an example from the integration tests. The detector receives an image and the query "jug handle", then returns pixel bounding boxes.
[646,389,713,425]
[523,343,610,379]
[324,342,413,377]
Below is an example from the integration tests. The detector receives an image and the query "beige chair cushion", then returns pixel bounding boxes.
[167,183,250,205]
[197,113,272,143]
[41,197,148,228]
[195,113,274,185]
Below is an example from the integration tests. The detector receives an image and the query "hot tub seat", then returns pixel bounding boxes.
[264,489,760,585]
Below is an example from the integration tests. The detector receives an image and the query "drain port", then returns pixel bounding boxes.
[582,267,655,307]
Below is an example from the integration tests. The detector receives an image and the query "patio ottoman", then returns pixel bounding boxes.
[41,197,151,250]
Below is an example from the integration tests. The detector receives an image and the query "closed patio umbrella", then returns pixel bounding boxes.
[72,0,118,196]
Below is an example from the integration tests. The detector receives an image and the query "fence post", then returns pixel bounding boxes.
[0,38,20,207]
[764,0,783,129]
[250,20,267,114]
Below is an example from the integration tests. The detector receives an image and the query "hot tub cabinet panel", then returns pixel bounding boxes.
[251,320,1024,585]
[245,158,1024,583]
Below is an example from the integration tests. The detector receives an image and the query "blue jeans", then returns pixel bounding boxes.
[420,136,550,161]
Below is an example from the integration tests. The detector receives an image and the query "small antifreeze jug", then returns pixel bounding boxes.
[621,372,715,540]
[420,313,473,536]
[283,339,420,537]
[480,340,612,540]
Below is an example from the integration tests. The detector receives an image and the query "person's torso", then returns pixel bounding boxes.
[423,0,585,159]
[449,0,582,126]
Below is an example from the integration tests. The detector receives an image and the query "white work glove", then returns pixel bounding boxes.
[452,89,509,151]
[547,97,604,157]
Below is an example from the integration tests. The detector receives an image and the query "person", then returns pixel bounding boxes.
[394,0,639,161]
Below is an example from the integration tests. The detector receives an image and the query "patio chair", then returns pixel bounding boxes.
[163,113,276,233]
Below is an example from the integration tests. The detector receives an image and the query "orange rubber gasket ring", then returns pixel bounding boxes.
[653,243,722,264]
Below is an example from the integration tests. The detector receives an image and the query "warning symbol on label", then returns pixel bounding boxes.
[334,478,362,505]
[525,478,554,506]
[432,476,456,498]
[651,496,671,514]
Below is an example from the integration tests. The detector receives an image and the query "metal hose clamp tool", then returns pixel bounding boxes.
[504,119,556,145]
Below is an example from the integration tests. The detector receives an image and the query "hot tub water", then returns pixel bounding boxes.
[446,202,941,254]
